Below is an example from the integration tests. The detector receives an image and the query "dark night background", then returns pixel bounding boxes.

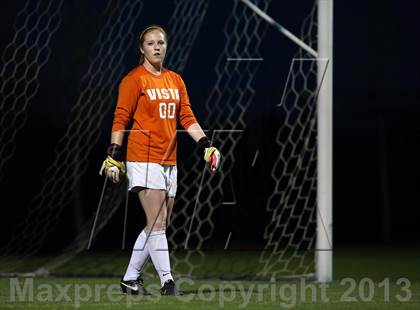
[0,0,419,256]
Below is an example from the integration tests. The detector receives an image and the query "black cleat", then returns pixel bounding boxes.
[160,279,182,296]
[120,276,150,295]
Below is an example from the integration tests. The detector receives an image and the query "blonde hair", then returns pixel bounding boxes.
[138,25,168,64]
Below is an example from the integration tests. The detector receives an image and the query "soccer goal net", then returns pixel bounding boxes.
[0,0,332,282]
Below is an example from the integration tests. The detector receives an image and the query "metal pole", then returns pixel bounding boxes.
[316,0,333,282]
[240,0,318,58]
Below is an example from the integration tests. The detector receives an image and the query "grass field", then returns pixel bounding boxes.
[1,247,419,309]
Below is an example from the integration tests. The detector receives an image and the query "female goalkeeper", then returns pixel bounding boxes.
[100,25,220,296]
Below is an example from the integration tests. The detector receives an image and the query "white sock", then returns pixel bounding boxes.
[147,230,173,286]
[123,230,150,281]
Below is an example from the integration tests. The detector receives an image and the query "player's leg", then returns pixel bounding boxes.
[140,188,167,232]
[139,188,178,295]
[120,163,156,294]
[166,196,174,227]
[158,195,181,295]
[165,165,177,228]
[122,163,178,295]
[121,224,150,281]
[120,186,151,295]
[120,188,170,294]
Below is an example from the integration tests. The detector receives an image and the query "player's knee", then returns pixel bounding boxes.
[147,210,167,231]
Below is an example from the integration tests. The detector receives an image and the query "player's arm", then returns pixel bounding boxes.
[185,122,205,142]
[177,75,221,172]
[185,123,221,171]
[196,133,221,172]
[111,130,124,145]
[100,76,140,182]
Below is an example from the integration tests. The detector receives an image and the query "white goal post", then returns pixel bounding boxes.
[241,0,333,282]
[316,0,333,283]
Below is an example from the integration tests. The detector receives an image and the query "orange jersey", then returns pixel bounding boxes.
[111,65,197,165]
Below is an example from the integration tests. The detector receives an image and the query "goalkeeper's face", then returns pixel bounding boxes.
[141,30,167,67]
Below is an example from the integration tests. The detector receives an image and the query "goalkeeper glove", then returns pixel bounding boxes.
[198,136,221,172]
[99,143,126,183]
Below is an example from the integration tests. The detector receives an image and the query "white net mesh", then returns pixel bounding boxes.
[0,0,63,181]
[258,2,326,278]
[0,0,325,281]
[0,0,144,273]
[168,0,272,278]
[165,0,210,73]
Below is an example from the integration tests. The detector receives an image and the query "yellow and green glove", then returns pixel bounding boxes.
[199,137,221,172]
[99,143,126,183]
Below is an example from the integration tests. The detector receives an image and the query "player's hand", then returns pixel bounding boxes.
[99,143,126,183]
[99,156,126,183]
[198,136,221,172]
[204,146,221,172]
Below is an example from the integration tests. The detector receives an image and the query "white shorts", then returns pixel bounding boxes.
[126,162,177,197]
